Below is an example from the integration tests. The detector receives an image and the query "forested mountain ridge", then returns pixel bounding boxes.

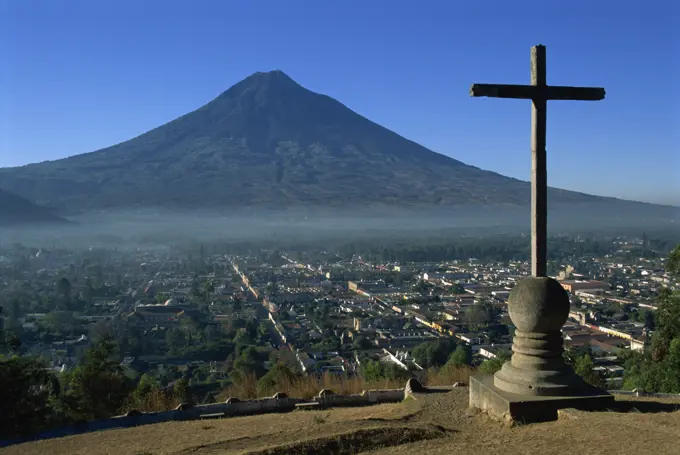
[0,188,73,226]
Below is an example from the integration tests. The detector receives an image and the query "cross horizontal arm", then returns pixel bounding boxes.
[470,83,605,101]
[545,86,605,101]
[470,84,537,99]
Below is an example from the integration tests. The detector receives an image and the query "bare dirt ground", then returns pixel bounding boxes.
[5,391,680,455]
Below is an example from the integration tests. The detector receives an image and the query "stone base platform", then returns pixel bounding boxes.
[470,374,615,424]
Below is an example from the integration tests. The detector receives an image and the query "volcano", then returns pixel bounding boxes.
[0,70,676,223]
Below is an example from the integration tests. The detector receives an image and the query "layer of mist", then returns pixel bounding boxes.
[1,203,677,250]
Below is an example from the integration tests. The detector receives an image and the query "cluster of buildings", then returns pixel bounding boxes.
[1,235,677,391]
[232,241,676,386]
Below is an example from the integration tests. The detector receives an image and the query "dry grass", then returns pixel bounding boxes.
[420,365,472,387]
[367,393,680,455]
[241,426,448,455]
[7,390,680,455]
[122,389,183,413]
[3,401,420,455]
[219,372,404,400]
[218,366,472,401]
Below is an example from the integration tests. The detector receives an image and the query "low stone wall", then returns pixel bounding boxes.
[0,380,458,447]
[222,395,307,415]
[362,388,406,403]
[315,392,368,407]
[611,390,680,399]
[312,388,405,407]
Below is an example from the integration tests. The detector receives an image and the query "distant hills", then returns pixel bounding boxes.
[0,70,676,224]
[0,188,72,226]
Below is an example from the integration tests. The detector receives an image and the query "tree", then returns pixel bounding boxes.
[133,373,160,404]
[190,276,201,299]
[56,277,72,303]
[651,288,680,361]
[202,280,215,297]
[45,311,80,335]
[61,338,132,421]
[245,318,258,339]
[0,356,60,439]
[451,283,465,294]
[486,323,510,343]
[360,360,410,383]
[622,243,680,393]
[622,350,659,392]
[361,360,385,383]
[478,352,510,374]
[320,305,330,323]
[659,338,680,392]
[165,328,186,353]
[204,324,221,342]
[465,301,495,328]
[5,298,22,325]
[173,378,193,405]
[412,338,457,368]
[89,320,114,344]
[446,344,472,367]
[233,346,265,378]
[82,278,94,307]
[3,331,22,354]
[233,328,255,347]
[572,351,604,388]
[257,363,300,395]
[644,310,656,331]
[314,336,340,352]
[382,363,411,381]
[666,244,680,277]
[352,335,372,350]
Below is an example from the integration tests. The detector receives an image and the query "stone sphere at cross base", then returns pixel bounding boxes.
[507,277,570,333]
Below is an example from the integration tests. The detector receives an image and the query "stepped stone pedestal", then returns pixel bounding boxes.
[469,277,614,423]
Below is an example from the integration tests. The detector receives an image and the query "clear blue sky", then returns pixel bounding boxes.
[1,0,678,204]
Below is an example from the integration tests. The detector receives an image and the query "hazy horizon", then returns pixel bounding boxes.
[2,204,677,250]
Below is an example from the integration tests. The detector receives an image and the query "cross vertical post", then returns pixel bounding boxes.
[531,45,547,277]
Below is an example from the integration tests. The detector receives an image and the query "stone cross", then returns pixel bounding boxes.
[470,45,605,277]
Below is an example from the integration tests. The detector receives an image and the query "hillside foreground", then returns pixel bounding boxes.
[5,389,680,455]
